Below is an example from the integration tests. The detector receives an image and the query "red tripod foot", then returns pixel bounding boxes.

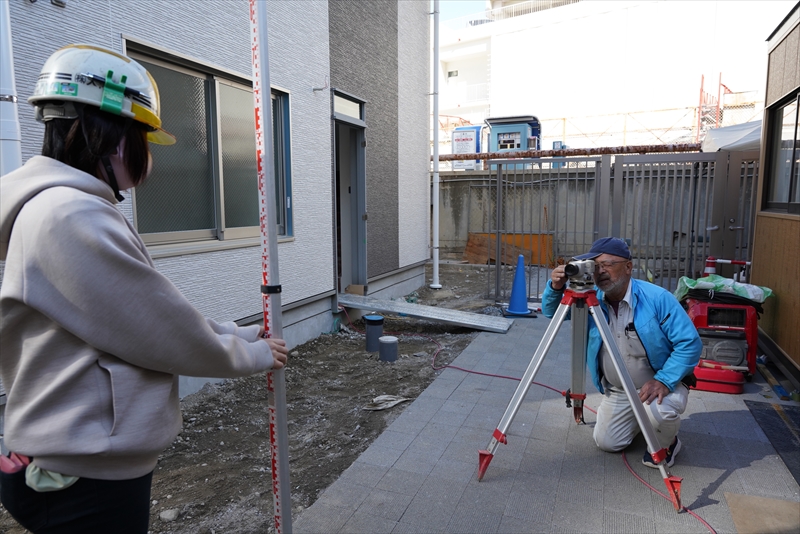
[664,475,683,511]
[573,406,585,424]
[477,450,493,481]
[564,390,586,424]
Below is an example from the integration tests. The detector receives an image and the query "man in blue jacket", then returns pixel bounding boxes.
[542,238,701,467]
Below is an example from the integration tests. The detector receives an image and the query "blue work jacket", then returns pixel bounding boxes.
[542,278,702,394]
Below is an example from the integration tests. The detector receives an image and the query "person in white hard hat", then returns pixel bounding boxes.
[0,44,288,533]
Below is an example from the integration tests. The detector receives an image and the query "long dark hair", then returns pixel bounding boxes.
[41,104,150,187]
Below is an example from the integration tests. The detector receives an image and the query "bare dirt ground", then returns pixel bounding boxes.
[0,263,502,534]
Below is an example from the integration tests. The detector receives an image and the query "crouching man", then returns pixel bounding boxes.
[542,237,701,467]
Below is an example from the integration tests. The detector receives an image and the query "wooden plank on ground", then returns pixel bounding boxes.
[757,363,791,400]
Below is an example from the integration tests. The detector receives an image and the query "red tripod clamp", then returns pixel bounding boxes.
[565,389,587,424]
[560,288,600,307]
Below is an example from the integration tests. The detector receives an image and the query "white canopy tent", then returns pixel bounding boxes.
[701,120,762,152]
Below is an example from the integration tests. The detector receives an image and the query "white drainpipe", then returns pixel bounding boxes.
[430,0,442,289]
[0,0,21,457]
[1,0,22,176]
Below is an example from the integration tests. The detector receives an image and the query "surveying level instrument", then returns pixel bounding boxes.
[477,261,684,511]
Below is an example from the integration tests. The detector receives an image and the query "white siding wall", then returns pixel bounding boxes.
[154,249,261,324]
[9,0,333,326]
[263,1,333,307]
[398,0,432,267]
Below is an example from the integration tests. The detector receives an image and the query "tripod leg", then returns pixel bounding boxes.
[588,304,683,511]
[569,300,588,423]
[478,302,571,481]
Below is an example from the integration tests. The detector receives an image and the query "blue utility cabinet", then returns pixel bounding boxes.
[485,116,541,169]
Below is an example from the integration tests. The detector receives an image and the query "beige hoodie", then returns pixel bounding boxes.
[0,157,275,480]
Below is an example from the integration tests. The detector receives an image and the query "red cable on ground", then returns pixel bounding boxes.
[338,308,716,533]
[621,452,717,534]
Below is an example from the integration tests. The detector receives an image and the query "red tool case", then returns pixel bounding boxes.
[683,298,758,394]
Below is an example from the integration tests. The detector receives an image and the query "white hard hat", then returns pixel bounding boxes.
[29,44,175,145]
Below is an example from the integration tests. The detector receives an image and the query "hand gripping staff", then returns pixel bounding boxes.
[477,285,684,511]
[250,1,293,531]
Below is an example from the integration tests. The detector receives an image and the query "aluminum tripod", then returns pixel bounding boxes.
[477,287,684,511]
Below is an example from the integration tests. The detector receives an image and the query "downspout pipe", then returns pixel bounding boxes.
[0,0,21,457]
[0,0,22,176]
[430,0,442,289]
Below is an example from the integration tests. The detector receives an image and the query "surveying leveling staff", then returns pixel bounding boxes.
[0,44,289,533]
[542,237,701,467]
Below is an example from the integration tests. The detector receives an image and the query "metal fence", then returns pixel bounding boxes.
[462,150,759,301]
[467,158,600,300]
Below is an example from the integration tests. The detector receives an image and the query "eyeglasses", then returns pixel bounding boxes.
[594,260,628,270]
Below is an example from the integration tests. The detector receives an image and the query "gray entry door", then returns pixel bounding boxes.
[334,122,367,292]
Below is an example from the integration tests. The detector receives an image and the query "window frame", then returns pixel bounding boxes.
[764,90,800,214]
[333,89,366,128]
[128,55,218,245]
[125,45,293,249]
[216,77,260,242]
[272,89,293,237]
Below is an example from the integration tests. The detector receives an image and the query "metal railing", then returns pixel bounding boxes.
[442,0,581,31]
[467,158,601,301]
[441,150,758,301]
[442,82,490,108]
[488,0,581,21]
[609,154,718,291]
[465,82,490,103]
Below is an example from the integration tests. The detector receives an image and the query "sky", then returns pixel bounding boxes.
[438,0,489,21]
[435,1,795,120]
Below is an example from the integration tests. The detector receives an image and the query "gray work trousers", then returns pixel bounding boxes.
[593,383,689,451]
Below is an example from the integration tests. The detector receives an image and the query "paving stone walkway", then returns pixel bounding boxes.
[294,314,800,533]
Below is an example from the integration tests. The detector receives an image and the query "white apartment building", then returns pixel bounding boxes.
[436,0,791,155]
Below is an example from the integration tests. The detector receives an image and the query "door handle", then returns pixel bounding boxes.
[728,226,745,231]
[706,225,719,231]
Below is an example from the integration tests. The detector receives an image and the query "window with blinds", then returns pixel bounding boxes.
[130,55,293,244]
